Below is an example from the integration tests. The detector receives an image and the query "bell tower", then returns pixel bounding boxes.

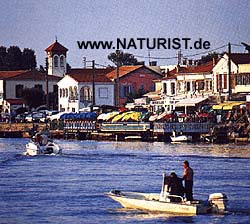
[45,40,68,77]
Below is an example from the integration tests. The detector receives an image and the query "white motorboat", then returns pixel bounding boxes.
[25,134,62,156]
[170,135,192,143]
[106,173,228,215]
[170,131,192,143]
[25,141,61,156]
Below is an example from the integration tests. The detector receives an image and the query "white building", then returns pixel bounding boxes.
[0,40,68,114]
[147,61,214,113]
[57,68,115,112]
[162,61,214,98]
[213,53,250,94]
[0,70,60,114]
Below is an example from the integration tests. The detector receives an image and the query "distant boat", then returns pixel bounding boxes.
[170,135,192,143]
[170,131,192,143]
[25,134,62,156]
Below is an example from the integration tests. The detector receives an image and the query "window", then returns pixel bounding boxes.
[34,84,42,91]
[59,89,62,97]
[69,86,74,99]
[209,81,212,90]
[99,88,108,98]
[192,82,196,92]
[223,73,227,89]
[60,55,64,67]
[186,82,191,92]
[74,86,78,98]
[54,55,58,67]
[177,82,181,92]
[163,83,167,94]
[124,85,132,97]
[80,86,91,102]
[72,108,75,112]
[62,89,65,97]
[198,81,205,91]
[65,88,68,97]
[218,74,223,91]
[16,84,24,98]
[171,83,175,95]
[236,74,250,85]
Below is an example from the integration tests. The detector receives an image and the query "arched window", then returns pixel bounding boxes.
[69,86,74,99]
[80,86,91,102]
[62,88,65,97]
[65,88,68,97]
[59,88,62,97]
[54,55,58,67]
[60,55,64,67]
[74,86,78,98]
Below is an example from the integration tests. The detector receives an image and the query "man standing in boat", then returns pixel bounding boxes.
[182,160,194,201]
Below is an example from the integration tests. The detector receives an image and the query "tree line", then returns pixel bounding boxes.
[0,46,36,71]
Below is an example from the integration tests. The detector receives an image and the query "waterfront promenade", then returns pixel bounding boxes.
[1,120,250,143]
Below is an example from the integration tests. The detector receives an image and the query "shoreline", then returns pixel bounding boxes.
[1,122,250,144]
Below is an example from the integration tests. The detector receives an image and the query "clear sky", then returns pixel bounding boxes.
[1,0,250,68]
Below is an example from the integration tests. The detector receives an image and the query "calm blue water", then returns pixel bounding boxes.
[0,138,250,224]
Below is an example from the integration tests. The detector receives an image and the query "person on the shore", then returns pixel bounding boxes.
[167,172,184,202]
[182,160,194,201]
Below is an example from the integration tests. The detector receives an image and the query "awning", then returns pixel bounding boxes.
[222,102,244,110]
[212,101,244,110]
[212,102,228,110]
[175,97,208,107]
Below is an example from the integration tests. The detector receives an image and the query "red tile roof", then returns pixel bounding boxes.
[229,53,250,64]
[180,61,214,73]
[0,70,27,79]
[67,68,113,83]
[162,61,214,80]
[45,41,68,52]
[106,65,162,79]
[5,70,61,81]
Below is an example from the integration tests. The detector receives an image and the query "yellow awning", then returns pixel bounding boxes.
[212,102,244,110]
[222,102,244,110]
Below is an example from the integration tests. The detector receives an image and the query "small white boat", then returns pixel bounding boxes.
[106,173,228,215]
[170,135,192,143]
[25,141,61,156]
[170,131,192,143]
[25,134,62,156]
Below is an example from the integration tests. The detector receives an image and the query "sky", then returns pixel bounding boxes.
[1,0,250,68]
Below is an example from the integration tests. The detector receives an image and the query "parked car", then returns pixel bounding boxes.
[15,113,27,123]
[25,112,46,123]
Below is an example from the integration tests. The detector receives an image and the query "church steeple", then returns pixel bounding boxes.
[45,40,68,77]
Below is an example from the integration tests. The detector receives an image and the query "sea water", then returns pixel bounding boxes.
[0,138,249,223]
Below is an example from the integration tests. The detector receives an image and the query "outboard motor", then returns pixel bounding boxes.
[209,193,228,213]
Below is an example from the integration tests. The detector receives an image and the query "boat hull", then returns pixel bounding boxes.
[25,141,61,156]
[170,135,192,142]
[106,191,209,215]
